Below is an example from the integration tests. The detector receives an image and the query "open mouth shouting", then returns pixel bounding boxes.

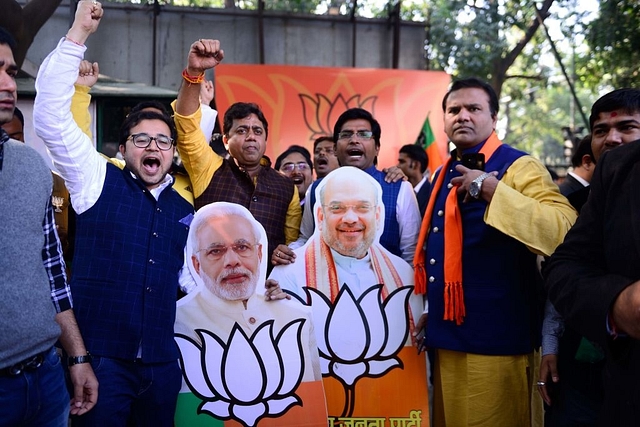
[142,155,162,175]
[346,147,364,159]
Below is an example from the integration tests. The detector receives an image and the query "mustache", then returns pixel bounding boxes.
[219,267,253,281]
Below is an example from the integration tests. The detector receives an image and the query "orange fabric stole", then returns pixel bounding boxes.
[413,132,502,325]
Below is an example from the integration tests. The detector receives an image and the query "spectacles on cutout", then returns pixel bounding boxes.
[197,241,257,261]
[128,133,174,151]
[280,162,311,173]
[338,130,374,141]
[323,203,374,215]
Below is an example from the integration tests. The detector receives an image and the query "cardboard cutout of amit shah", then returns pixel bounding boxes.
[174,202,327,427]
[269,167,430,426]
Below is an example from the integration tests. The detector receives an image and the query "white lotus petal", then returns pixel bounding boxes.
[380,286,413,357]
[223,325,265,402]
[368,358,401,376]
[319,355,331,375]
[275,319,305,394]
[306,287,331,355]
[358,285,386,358]
[175,334,215,399]
[200,399,230,418]
[199,330,229,399]
[231,402,267,427]
[251,322,282,398]
[327,286,368,361]
[331,360,367,386]
[266,395,302,415]
[200,331,233,399]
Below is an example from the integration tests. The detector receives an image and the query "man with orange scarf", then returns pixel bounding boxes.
[413,77,576,426]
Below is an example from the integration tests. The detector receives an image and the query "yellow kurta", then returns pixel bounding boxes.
[432,153,576,427]
[173,105,301,244]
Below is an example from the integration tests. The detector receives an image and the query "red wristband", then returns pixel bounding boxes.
[182,68,204,85]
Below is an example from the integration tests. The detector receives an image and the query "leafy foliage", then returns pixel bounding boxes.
[580,0,640,89]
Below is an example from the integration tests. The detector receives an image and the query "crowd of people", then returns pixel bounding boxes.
[3,1,640,426]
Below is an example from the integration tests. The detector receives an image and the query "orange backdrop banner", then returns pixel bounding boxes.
[215,65,451,171]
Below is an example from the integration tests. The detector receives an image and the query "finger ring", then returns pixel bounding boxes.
[536,381,545,386]
[276,251,281,257]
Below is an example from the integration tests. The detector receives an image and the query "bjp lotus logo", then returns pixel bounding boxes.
[300,93,378,139]
[305,284,412,416]
[175,320,306,427]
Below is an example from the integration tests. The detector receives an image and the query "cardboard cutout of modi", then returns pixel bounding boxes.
[269,167,430,426]
[174,202,327,427]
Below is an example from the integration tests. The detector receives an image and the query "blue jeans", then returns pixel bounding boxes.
[0,347,70,427]
[71,356,181,427]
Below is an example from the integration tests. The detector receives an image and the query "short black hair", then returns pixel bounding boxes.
[0,27,17,53]
[442,77,499,118]
[13,107,24,127]
[130,100,171,117]
[589,88,640,131]
[223,102,269,139]
[119,110,177,147]
[332,108,381,148]
[313,136,334,151]
[570,134,593,168]
[274,145,313,171]
[399,144,428,173]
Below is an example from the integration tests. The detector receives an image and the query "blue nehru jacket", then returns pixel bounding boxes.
[71,164,193,363]
[425,143,541,356]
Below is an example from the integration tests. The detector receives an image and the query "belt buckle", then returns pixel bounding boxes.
[7,353,45,376]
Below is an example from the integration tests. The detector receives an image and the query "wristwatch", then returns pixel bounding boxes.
[469,172,491,199]
[68,352,93,367]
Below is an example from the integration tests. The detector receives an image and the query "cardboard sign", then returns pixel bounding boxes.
[174,202,328,427]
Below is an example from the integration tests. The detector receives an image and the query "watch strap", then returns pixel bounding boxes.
[68,352,93,367]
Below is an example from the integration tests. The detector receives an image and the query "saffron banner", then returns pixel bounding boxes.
[215,65,450,170]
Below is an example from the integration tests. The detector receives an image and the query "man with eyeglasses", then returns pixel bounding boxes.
[269,166,428,421]
[174,40,302,270]
[174,202,320,385]
[288,108,421,266]
[274,145,314,206]
[33,3,195,425]
[313,136,339,179]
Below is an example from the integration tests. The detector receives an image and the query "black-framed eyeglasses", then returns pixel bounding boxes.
[323,203,375,215]
[128,133,175,151]
[196,240,258,261]
[280,162,311,173]
[338,130,374,141]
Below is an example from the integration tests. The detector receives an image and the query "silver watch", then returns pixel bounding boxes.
[469,172,491,199]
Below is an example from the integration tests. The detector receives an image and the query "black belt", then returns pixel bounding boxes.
[1,350,48,377]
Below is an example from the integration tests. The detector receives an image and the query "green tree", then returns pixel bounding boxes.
[581,0,640,89]
[0,0,63,68]
[427,0,556,99]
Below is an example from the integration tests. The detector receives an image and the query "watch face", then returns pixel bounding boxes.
[469,181,480,198]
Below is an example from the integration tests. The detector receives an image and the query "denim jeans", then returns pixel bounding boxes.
[0,347,70,427]
[71,356,181,427]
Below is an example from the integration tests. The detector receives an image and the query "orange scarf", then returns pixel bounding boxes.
[305,237,417,345]
[413,132,502,325]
